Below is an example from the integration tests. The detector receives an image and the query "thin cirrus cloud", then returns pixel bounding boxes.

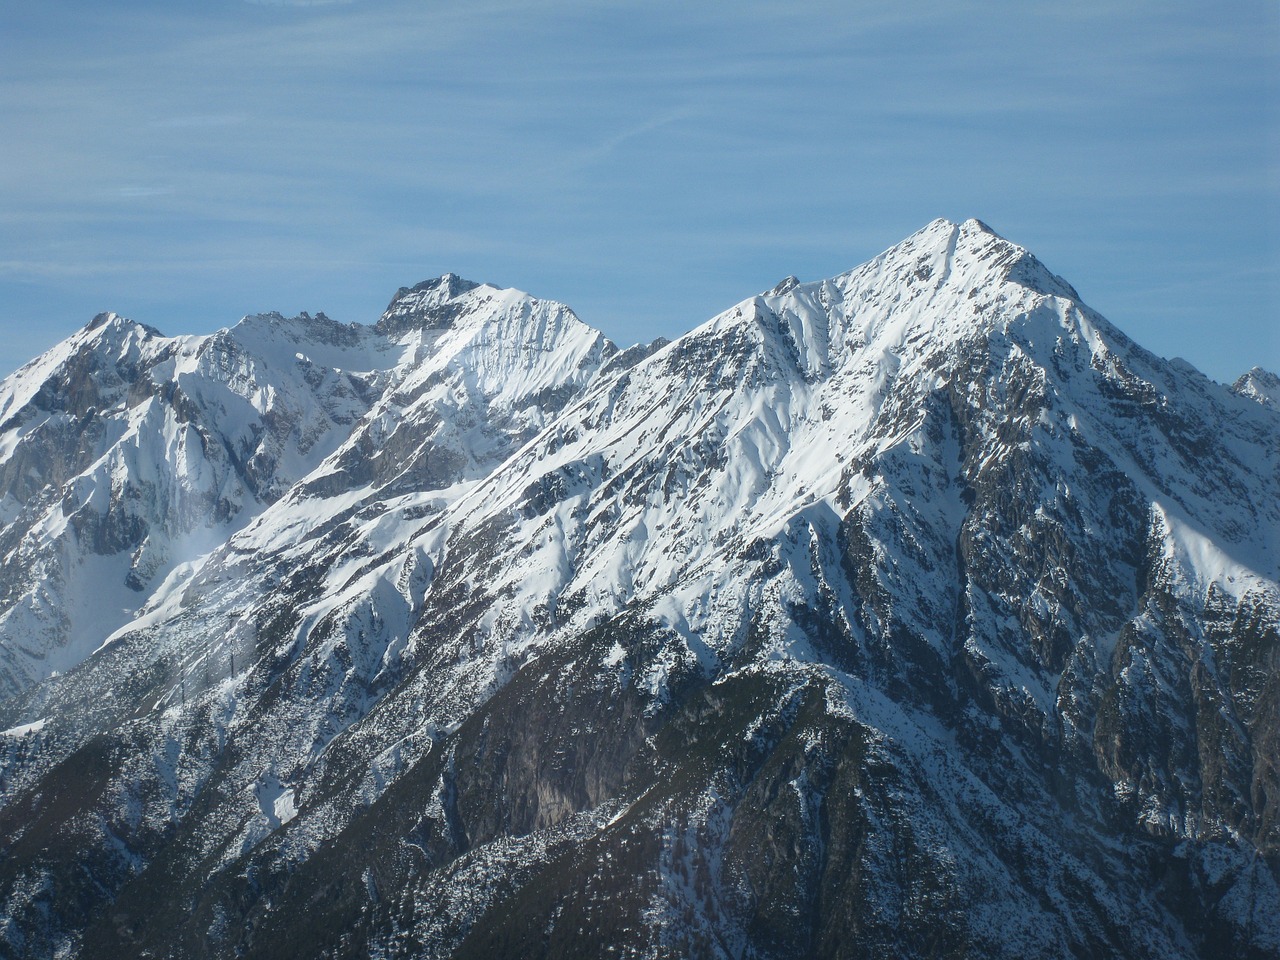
[148,114,248,129]
[114,186,177,201]
[241,0,360,7]
[0,0,1274,382]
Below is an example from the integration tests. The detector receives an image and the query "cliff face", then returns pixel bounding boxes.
[0,220,1276,959]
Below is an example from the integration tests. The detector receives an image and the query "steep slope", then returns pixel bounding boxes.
[0,221,1275,960]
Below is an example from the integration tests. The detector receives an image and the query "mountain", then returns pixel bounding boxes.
[1233,366,1280,409]
[0,281,612,700]
[0,219,1276,959]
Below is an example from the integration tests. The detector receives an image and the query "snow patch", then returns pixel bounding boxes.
[1,718,47,737]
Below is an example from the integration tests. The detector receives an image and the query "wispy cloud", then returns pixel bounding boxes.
[241,0,360,7]
[573,107,699,168]
[148,114,247,129]
[115,186,177,199]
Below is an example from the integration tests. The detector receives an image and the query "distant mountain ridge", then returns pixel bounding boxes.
[0,219,1276,959]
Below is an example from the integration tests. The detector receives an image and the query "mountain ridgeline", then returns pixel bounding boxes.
[0,220,1276,959]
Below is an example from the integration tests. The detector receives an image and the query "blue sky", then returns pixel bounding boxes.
[2,0,1276,382]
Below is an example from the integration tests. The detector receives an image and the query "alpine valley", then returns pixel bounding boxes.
[0,219,1276,959]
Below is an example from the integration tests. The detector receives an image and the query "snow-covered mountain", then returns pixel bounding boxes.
[1233,366,1280,408]
[0,219,1276,959]
[0,280,613,699]
[0,309,397,696]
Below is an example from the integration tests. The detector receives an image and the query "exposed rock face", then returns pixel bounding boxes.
[0,220,1276,959]
[1232,366,1280,408]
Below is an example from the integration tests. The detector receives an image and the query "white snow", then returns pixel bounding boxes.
[0,718,47,737]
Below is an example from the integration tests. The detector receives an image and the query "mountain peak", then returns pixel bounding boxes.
[872,218,1080,302]
[79,310,161,340]
[373,273,483,337]
[376,274,486,338]
[84,310,121,332]
[1232,365,1280,407]
[718,218,1091,385]
[961,216,996,233]
[393,272,481,304]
